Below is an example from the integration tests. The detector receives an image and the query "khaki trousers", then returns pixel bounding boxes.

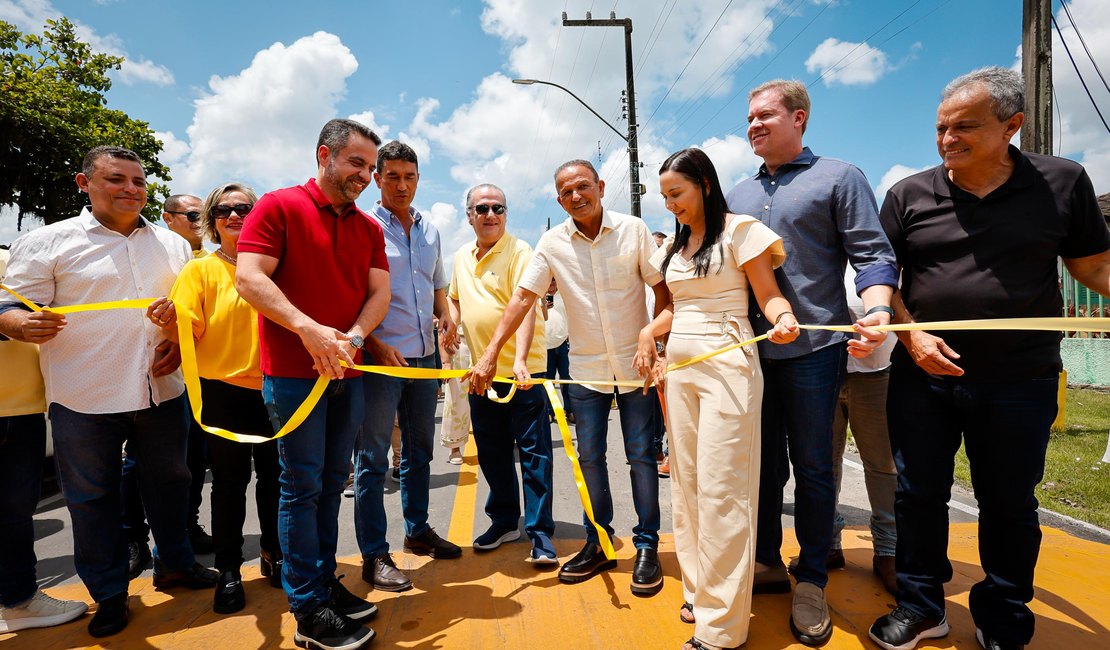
[666,331,762,648]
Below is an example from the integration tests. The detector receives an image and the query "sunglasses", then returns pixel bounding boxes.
[211,203,254,219]
[470,204,506,216]
[166,210,202,222]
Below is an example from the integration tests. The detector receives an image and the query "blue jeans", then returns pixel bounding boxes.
[0,414,46,606]
[264,375,363,619]
[566,384,660,550]
[757,344,846,587]
[355,354,439,558]
[468,372,554,543]
[545,340,572,421]
[49,395,195,603]
[888,367,1057,645]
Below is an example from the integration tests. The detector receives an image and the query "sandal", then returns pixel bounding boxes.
[679,602,695,624]
[683,638,711,650]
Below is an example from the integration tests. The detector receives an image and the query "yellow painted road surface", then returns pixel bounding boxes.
[6,439,1109,649]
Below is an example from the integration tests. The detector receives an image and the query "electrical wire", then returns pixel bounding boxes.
[1060,0,1110,95]
[808,0,925,88]
[1052,13,1110,134]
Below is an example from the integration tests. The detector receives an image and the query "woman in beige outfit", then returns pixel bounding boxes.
[635,148,798,650]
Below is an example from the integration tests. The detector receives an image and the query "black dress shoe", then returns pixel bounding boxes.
[213,570,245,614]
[127,541,152,580]
[189,523,214,555]
[88,592,129,638]
[153,561,220,590]
[630,548,663,595]
[362,553,412,592]
[558,542,617,584]
[404,527,462,559]
[977,628,1025,650]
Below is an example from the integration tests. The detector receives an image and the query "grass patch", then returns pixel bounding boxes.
[954,387,1110,530]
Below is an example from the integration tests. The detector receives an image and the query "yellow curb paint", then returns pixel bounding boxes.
[446,434,480,548]
[12,525,1109,649]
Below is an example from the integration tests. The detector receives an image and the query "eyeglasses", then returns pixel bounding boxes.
[211,203,254,219]
[166,210,202,222]
[469,204,506,216]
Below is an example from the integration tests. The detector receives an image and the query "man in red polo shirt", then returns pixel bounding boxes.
[236,118,391,650]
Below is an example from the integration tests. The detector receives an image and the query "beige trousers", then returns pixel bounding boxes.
[666,331,762,648]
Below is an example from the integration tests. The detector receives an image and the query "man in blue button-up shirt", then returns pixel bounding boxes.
[354,141,461,593]
[725,80,897,646]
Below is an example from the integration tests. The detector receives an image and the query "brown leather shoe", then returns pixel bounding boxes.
[657,455,670,478]
[789,548,845,571]
[752,562,791,594]
[362,553,412,592]
[872,554,898,596]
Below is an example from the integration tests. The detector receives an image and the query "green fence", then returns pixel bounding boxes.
[1059,261,1108,338]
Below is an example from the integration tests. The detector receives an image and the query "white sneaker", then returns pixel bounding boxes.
[0,590,88,632]
[342,472,355,498]
[447,448,464,465]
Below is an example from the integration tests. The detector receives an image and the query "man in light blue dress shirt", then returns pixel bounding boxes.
[354,141,461,593]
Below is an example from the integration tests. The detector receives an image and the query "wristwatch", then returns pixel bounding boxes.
[348,334,365,350]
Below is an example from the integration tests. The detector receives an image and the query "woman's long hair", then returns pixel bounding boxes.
[658,147,728,278]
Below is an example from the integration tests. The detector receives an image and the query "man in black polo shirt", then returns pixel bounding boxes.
[868,67,1110,650]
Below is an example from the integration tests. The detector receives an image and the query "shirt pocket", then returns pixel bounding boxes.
[605,254,636,290]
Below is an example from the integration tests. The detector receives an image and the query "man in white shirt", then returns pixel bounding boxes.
[0,146,217,640]
[469,159,667,595]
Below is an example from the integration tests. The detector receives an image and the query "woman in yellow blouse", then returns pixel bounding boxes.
[168,182,280,615]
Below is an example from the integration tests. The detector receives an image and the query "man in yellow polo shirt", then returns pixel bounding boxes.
[448,184,555,564]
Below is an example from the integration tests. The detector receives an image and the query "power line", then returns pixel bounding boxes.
[1052,13,1110,134]
[808,0,926,88]
[641,0,736,131]
[1059,0,1110,96]
[634,0,676,75]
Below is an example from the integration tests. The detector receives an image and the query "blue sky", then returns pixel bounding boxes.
[3,0,1109,259]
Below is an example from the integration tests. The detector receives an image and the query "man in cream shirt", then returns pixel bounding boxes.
[469,159,667,595]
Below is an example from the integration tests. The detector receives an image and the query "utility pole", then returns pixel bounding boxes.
[563,11,643,218]
[1021,0,1052,155]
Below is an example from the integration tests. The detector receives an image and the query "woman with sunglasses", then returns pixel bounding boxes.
[166,183,282,614]
[634,148,798,650]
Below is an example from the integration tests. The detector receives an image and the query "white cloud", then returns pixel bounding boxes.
[0,204,44,247]
[423,201,470,272]
[0,0,174,86]
[346,111,391,141]
[168,32,361,196]
[805,37,890,86]
[875,164,931,199]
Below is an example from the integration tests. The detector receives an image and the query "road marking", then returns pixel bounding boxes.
[842,457,980,517]
[446,435,480,547]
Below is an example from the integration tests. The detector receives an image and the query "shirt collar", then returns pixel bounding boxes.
[471,232,513,260]
[303,178,364,218]
[756,146,816,178]
[79,206,147,232]
[373,201,422,228]
[563,208,615,240]
[931,145,1032,201]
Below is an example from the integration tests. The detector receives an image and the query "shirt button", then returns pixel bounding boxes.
[764,205,770,210]
[771,181,776,185]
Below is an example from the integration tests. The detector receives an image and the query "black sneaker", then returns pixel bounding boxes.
[404,527,462,559]
[869,606,949,650]
[327,576,378,621]
[558,542,617,584]
[294,604,374,650]
[127,541,152,580]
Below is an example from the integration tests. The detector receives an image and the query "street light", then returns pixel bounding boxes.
[513,77,643,217]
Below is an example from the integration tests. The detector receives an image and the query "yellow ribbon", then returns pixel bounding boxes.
[6,281,1107,563]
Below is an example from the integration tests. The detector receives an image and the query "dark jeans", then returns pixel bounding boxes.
[545,340,572,420]
[469,372,554,543]
[265,375,363,619]
[202,378,280,572]
[566,384,660,550]
[889,366,1057,644]
[50,395,195,602]
[355,353,439,558]
[0,414,46,606]
[120,394,208,543]
[757,344,847,587]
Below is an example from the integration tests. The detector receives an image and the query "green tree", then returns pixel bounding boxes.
[0,18,170,232]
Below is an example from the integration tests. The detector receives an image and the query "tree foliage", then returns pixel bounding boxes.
[0,18,170,230]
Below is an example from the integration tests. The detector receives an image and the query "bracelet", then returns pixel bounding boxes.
[774,311,794,325]
[865,305,895,318]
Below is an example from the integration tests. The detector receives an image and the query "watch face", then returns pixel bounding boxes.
[349,335,364,349]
